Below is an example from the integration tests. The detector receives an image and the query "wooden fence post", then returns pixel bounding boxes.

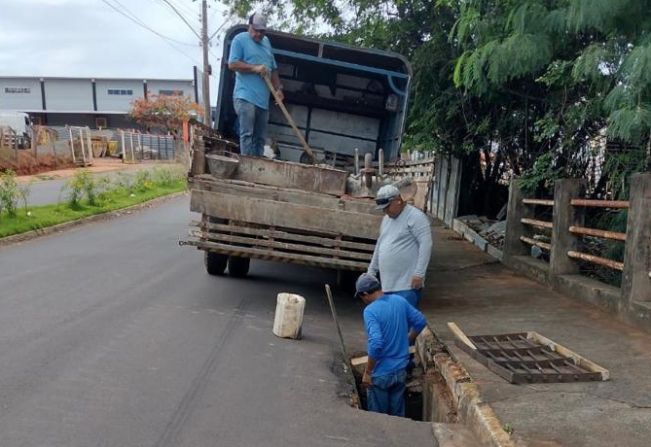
[621,173,651,308]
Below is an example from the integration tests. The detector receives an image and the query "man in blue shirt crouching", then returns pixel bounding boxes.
[355,273,428,417]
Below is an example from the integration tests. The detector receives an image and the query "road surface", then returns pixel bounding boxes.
[0,195,435,447]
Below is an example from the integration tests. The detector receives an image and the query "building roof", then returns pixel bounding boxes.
[0,75,193,83]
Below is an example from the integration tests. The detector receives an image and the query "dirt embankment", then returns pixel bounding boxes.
[1,150,76,176]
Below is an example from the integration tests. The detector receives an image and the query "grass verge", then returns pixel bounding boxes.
[0,180,186,238]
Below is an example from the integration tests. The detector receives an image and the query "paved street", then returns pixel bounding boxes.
[0,195,435,447]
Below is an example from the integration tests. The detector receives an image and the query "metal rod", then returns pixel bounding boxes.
[354,148,359,175]
[570,199,629,208]
[378,148,384,177]
[520,236,551,251]
[324,284,359,408]
[569,225,626,241]
[521,218,553,229]
[522,198,554,206]
[567,251,624,271]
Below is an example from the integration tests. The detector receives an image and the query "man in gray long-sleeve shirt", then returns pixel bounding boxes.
[367,184,432,308]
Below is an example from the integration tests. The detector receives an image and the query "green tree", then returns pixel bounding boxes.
[219,0,651,204]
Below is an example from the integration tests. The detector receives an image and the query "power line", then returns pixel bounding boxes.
[157,0,201,39]
[170,0,198,18]
[98,0,196,47]
[98,0,201,66]
[208,17,230,41]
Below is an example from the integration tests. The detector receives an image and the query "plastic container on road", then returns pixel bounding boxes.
[272,293,305,339]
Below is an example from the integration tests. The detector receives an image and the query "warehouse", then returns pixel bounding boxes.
[0,75,198,129]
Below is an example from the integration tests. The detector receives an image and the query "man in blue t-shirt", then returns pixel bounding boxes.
[227,12,283,156]
[355,273,427,417]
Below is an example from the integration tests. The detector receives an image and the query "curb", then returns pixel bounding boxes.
[416,327,518,447]
[0,191,188,248]
[452,218,504,261]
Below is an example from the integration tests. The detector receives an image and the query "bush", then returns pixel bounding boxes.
[134,170,153,192]
[63,170,96,207]
[152,165,185,186]
[0,170,20,217]
[114,172,135,193]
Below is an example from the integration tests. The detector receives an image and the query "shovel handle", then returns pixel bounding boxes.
[262,74,316,163]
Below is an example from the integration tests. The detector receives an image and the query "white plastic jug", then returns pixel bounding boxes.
[272,293,305,339]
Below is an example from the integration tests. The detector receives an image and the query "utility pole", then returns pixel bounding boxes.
[201,0,211,127]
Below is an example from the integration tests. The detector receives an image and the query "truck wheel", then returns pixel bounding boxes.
[228,256,250,277]
[205,252,228,275]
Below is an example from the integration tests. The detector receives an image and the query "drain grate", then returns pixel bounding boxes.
[448,324,609,384]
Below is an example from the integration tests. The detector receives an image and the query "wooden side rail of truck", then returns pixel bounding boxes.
[181,148,383,277]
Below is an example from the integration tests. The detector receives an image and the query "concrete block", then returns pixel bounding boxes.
[503,180,531,259]
[622,173,651,308]
[550,179,585,278]
[503,255,550,285]
[554,274,621,314]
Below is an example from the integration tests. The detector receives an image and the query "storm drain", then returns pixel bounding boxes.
[349,359,425,421]
[347,348,458,424]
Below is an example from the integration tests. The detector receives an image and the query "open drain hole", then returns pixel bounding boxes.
[350,353,425,421]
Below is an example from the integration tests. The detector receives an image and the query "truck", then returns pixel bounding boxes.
[0,111,33,149]
[181,25,434,278]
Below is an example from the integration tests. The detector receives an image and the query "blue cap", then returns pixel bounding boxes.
[355,273,381,298]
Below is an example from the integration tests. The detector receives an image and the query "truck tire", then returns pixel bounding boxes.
[228,256,250,277]
[205,252,228,275]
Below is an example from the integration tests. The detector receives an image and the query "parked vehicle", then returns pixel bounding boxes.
[181,27,433,279]
[0,111,33,149]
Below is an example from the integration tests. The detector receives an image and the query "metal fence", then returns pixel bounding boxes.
[117,130,176,162]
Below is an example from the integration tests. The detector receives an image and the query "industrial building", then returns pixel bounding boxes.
[0,75,198,129]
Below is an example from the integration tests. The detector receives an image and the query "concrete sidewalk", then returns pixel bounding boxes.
[421,222,651,447]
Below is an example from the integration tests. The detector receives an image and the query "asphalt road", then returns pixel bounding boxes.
[0,195,435,447]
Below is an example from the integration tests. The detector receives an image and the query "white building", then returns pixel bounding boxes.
[0,75,198,129]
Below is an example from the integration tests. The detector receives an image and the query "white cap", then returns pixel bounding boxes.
[249,12,267,31]
[375,184,401,209]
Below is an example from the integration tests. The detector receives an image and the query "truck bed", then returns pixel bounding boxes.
[186,175,381,271]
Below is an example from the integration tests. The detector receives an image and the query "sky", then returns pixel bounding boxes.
[0,0,236,102]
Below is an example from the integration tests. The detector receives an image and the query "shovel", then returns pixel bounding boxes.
[262,73,316,164]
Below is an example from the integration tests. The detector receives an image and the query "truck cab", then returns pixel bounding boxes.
[0,111,33,149]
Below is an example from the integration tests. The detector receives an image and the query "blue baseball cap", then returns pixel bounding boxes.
[355,273,381,298]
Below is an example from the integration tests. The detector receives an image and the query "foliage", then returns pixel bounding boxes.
[64,170,95,208]
[152,165,186,187]
[519,152,562,194]
[134,170,154,192]
[219,0,650,207]
[0,166,187,238]
[0,170,21,218]
[129,94,203,132]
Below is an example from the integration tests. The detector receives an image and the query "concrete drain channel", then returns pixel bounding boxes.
[347,327,515,447]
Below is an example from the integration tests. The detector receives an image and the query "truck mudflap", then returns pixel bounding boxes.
[180,219,375,272]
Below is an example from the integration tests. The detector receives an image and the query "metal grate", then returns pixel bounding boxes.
[452,329,609,384]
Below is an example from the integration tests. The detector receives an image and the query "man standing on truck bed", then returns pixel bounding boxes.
[367,184,432,308]
[228,12,283,157]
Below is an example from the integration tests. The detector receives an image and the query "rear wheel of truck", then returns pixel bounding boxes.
[228,257,250,277]
[205,252,228,275]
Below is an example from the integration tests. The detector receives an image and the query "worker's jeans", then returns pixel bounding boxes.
[387,289,422,308]
[234,98,268,156]
[367,369,407,417]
